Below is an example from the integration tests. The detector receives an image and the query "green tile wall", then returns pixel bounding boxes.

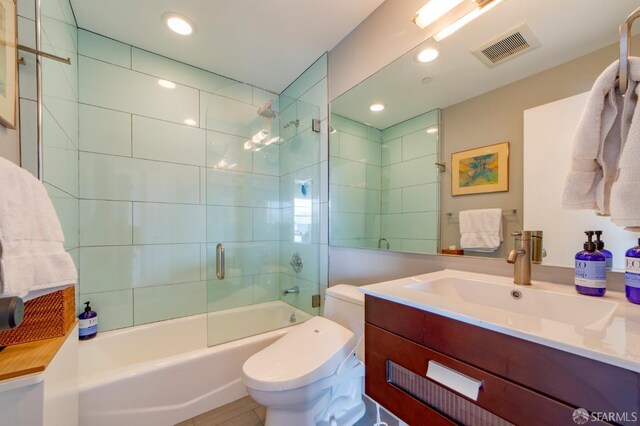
[330,110,440,253]
[77,30,286,331]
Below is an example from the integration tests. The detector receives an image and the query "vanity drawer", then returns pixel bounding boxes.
[365,295,640,417]
[365,324,602,426]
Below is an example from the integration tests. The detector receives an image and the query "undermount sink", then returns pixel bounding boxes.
[405,275,619,329]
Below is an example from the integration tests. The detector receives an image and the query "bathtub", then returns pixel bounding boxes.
[79,301,312,426]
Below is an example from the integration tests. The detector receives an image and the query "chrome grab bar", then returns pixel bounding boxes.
[216,243,225,280]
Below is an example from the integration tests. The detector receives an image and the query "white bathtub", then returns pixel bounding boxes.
[78,301,312,426]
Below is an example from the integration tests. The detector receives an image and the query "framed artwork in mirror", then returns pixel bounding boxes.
[0,0,17,129]
[451,141,509,196]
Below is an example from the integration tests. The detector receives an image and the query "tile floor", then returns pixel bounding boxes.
[176,396,266,426]
[176,394,401,426]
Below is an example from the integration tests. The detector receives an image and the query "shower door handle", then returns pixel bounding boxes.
[216,243,225,280]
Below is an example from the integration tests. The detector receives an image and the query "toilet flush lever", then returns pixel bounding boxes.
[216,243,225,280]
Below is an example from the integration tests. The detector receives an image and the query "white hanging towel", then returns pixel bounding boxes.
[611,59,640,231]
[459,209,503,252]
[561,59,640,216]
[0,157,77,299]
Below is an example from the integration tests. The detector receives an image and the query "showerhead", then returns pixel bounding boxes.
[257,100,277,118]
[257,99,300,129]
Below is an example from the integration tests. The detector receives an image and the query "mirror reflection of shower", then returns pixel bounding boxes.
[258,99,300,129]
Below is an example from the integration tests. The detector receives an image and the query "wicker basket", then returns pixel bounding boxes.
[0,286,76,346]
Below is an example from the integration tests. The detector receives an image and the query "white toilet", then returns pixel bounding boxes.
[242,285,365,426]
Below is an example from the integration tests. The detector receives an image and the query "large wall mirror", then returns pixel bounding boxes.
[329,0,640,269]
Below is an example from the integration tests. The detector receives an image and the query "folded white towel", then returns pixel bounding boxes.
[459,208,503,252]
[561,60,629,214]
[611,58,640,231]
[0,157,77,298]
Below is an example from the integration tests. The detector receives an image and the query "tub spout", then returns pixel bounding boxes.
[282,285,300,296]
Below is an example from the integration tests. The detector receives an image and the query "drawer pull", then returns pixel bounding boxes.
[426,361,483,401]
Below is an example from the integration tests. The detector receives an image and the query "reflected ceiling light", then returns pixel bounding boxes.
[163,13,196,36]
[184,119,197,126]
[369,103,385,112]
[417,48,439,63]
[427,127,439,134]
[413,0,463,29]
[158,79,176,89]
[434,0,503,41]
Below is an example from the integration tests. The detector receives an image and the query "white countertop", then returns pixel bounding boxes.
[359,269,640,373]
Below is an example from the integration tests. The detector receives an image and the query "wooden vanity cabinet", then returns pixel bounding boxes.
[364,295,640,426]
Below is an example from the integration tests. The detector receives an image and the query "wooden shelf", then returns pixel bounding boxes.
[0,320,77,382]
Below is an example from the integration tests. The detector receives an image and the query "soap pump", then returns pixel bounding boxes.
[594,231,613,270]
[625,238,640,304]
[78,301,98,340]
[574,231,607,297]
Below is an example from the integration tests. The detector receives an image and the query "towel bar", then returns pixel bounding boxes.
[619,6,640,95]
[446,208,517,217]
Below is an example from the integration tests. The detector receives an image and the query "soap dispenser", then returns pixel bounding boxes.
[575,231,606,297]
[78,301,98,340]
[594,231,613,270]
[625,239,640,304]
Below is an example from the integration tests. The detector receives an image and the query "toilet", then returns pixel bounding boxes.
[242,285,365,426]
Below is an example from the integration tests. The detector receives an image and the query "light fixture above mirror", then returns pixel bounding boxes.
[434,0,503,41]
[413,0,464,29]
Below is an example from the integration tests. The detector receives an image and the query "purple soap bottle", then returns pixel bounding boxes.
[78,301,98,340]
[575,231,606,297]
[625,239,640,304]
[594,231,613,270]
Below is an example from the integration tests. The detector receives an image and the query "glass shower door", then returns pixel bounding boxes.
[204,85,322,347]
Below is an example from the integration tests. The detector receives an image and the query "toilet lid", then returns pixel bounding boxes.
[242,316,355,392]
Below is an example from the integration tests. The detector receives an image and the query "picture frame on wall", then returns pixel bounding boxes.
[451,141,509,196]
[0,0,17,129]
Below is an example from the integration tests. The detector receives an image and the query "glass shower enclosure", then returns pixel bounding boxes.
[204,83,324,346]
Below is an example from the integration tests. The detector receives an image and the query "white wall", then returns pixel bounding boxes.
[523,92,639,271]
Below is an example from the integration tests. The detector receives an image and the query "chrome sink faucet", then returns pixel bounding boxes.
[506,231,544,285]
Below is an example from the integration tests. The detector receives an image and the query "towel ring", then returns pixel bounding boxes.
[619,6,640,95]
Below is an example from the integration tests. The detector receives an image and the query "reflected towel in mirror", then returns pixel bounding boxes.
[459,208,503,252]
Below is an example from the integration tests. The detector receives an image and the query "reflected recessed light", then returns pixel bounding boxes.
[370,103,385,112]
[417,48,439,63]
[184,119,197,126]
[158,79,176,89]
[163,13,196,36]
[427,127,438,134]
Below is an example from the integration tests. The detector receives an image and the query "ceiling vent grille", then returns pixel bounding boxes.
[472,24,540,67]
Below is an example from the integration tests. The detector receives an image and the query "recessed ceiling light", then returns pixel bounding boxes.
[163,13,196,36]
[427,127,438,134]
[370,103,385,112]
[184,119,197,126]
[158,79,176,89]
[417,48,439,63]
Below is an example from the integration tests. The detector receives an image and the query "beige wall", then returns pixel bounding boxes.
[440,35,640,259]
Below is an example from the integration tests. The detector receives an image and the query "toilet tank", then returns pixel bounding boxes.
[323,285,364,341]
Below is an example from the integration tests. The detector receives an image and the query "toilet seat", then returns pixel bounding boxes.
[242,316,355,392]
